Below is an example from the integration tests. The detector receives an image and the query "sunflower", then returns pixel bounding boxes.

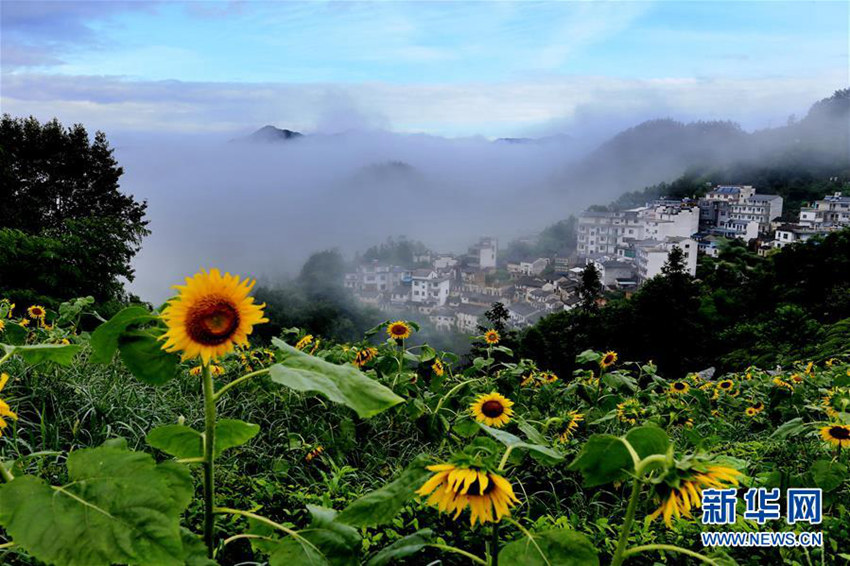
[669,381,690,395]
[295,335,314,351]
[600,351,618,369]
[648,464,743,528]
[773,376,794,390]
[387,321,411,340]
[559,411,584,442]
[0,320,5,332]
[539,371,558,385]
[520,374,535,387]
[432,358,445,376]
[19,319,29,327]
[716,379,734,392]
[305,446,324,463]
[353,347,378,368]
[745,407,758,417]
[27,305,46,319]
[820,425,850,449]
[160,269,268,364]
[470,392,514,428]
[189,364,225,377]
[0,373,17,438]
[484,330,500,345]
[751,401,764,412]
[416,463,519,526]
[617,398,645,425]
[822,388,850,418]
[805,361,814,375]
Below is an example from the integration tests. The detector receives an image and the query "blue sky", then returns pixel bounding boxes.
[2,1,848,137]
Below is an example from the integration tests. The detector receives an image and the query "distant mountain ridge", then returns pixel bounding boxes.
[235,125,303,143]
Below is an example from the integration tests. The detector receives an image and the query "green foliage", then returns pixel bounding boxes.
[0,115,149,305]
[270,338,404,418]
[1,342,81,366]
[147,419,260,459]
[499,529,599,566]
[0,440,192,566]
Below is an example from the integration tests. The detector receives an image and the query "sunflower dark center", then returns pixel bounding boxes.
[390,324,407,336]
[603,355,614,363]
[463,475,496,496]
[674,383,686,390]
[186,298,240,346]
[481,400,504,418]
[720,382,732,389]
[829,426,850,440]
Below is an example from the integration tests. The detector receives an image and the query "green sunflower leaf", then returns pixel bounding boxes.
[499,529,599,566]
[365,529,433,566]
[479,423,564,465]
[90,305,157,364]
[270,338,404,418]
[0,441,192,566]
[1,343,82,366]
[118,329,181,386]
[147,419,260,459]
[337,455,431,527]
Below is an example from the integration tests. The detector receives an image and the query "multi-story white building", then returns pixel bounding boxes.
[456,304,488,333]
[344,263,408,292]
[507,258,549,276]
[467,237,498,270]
[410,269,451,306]
[634,237,697,282]
[577,204,699,258]
[698,185,783,238]
[799,192,850,228]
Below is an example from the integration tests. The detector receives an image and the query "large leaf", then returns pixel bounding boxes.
[568,426,669,488]
[147,419,260,459]
[301,505,361,566]
[770,418,808,439]
[810,459,848,492]
[268,538,329,566]
[337,455,431,527]
[0,322,27,345]
[499,529,599,566]
[568,434,632,487]
[270,338,403,418]
[1,343,82,366]
[365,529,432,566]
[479,423,564,465]
[118,330,181,386]
[0,441,192,566]
[90,306,157,364]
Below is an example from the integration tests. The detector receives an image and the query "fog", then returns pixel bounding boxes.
[117,129,594,303]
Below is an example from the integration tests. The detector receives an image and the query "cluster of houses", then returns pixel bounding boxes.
[344,237,583,332]
[774,192,850,248]
[344,185,849,333]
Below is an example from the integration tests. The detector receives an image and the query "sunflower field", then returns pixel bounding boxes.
[0,269,848,566]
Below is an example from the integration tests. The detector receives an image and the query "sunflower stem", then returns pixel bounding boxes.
[427,543,487,565]
[497,446,513,471]
[610,477,642,566]
[202,363,217,558]
[490,521,500,566]
[0,462,14,483]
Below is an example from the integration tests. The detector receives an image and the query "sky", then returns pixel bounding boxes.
[2,0,848,138]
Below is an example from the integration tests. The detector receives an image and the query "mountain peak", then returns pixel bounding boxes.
[240,125,304,143]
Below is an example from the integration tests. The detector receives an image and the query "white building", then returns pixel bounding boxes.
[507,258,549,276]
[410,269,451,306]
[634,237,697,283]
[456,304,488,333]
[344,263,408,292]
[799,192,850,228]
[698,185,783,238]
[467,237,498,270]
[577,204,698,258]
[773,224,833,248]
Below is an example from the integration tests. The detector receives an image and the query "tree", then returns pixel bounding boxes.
[577,264,602,310]
[479,301,510,334]
[0,115,149,304]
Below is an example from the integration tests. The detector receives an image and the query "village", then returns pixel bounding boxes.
[344,186,850,332]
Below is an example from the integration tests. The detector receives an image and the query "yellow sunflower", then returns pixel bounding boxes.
[27,305,46,319]
[0,320,5,332]
[19,319,30,327]
[617,398,645,425]
[416,463,519,526]
[600,350,618,369]
[305,446,324,463]
[648,465,743,528]
[0,373,18,437]
[820,425,850,449]
[559,410,584,442]
[773,376,794,390]
[822,388,850,418]
[353,347,378,368]
[539,371,558,385]
[160,269,268,364]
[670,381,690,395]
[716,379,734,392]
[470,392,514,428]
[295,335,314,351]
[484,330,500,345]
[432,358,445,376]
[387,321,411,340]
[745,407,758,417]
